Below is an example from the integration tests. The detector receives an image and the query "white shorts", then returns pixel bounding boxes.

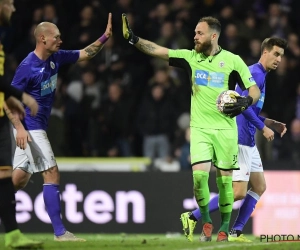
[232,144,263,182]
[13,129,57,174]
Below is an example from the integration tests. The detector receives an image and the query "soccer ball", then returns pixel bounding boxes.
[216,90,239,113]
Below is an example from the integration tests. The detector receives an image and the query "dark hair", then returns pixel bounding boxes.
[261,37,288,53]
[198,16,221,34]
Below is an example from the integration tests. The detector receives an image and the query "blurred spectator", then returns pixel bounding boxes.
[64,69,103,156]
[147,67,177,98]
[287,33,300,58]
[94,36,124,83]
[155,21,190,50]
[42,3,67,37]
[263,56,299,123]
[67,60,92,82]
[13,24,37,63]
[32,8,43,24]
[147,3,171,40]
[259,3,292,39]
[174,126,191,171]
[285,82,300,125]
[47,98,66,157]
[237,14,260,41]
[220,23,248,58]
[137,84,176,163]
[96,82,134,157]
[217,5,236,30]
[67,5,99,49]
[286,33,300,71]
[244,38,261,66]
[295,83,300,120]
[64,80,85,156]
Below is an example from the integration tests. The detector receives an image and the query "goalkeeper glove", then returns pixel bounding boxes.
[223,95,253,118]
[122,13,139,45]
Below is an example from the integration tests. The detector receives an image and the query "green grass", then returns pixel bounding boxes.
[0,234,299,250]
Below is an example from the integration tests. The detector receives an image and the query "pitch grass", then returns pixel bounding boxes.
[0,233,299,250]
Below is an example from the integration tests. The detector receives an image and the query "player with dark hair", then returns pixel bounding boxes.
[180,37,288,242]
[0,0,42,248]
[6,14,112,241]
[122,14,261,241]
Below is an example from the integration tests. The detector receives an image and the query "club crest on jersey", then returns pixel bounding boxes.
[219,61,225,68]
[50,61,55,69]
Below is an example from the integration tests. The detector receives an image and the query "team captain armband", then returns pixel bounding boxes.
[98,34,109,44]
[0,92,4,117]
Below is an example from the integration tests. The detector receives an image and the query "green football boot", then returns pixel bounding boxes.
[180,212,197,242]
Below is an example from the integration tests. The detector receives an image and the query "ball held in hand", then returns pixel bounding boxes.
[216,90,240,114]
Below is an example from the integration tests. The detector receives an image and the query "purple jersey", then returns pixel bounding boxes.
[11,50,79,130]
[236,63,267,147]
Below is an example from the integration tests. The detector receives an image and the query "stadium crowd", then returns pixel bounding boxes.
[3,0,300,170]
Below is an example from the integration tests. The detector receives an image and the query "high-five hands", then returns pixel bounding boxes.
[223,93,253,118]
[122,13,139,45]
[105,13,113,38]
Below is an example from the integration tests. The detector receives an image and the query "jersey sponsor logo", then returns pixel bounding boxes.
[50,61,55,69]
[256,92,265,109]
[40,74,57,96]
[39,67,45,73]
[194,70,225,88]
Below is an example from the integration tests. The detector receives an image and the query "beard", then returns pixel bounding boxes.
[194,39,212,54]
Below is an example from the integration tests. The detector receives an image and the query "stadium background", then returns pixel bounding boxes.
[0,0,300,235]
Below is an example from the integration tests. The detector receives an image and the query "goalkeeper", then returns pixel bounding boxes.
[122,14,260,241]
[180,37,288,242]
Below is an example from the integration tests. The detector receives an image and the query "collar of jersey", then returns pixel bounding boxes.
[199,46,223,60]
[257,62,268,74]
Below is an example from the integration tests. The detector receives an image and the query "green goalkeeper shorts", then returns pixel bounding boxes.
[190,126,239,171]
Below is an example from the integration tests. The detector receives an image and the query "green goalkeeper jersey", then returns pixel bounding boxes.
[168,48,256,129]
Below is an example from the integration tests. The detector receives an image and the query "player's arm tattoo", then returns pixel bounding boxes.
[137,39,169,60]
[138,42,156,54]
[3,103,22,129]
[84,43,104,58]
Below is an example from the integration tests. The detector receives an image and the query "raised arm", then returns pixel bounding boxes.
[122,14,169,61]
[78,13,112,62]
[135,38,169,60]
